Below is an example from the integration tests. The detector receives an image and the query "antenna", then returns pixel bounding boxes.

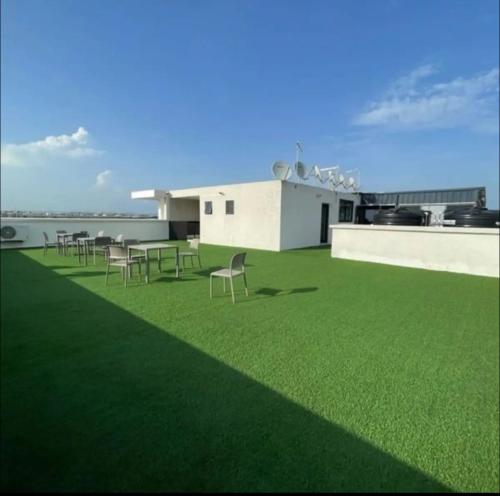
[272,161,292,181]
[294,142,309,179]
[271,143,362,192]
[295,141,303,165]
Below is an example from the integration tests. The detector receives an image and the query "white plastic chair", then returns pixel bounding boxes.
[43,232,58,255]
[179,238,201,270]
[55,230,67,254]
[210,252,249,304]
[105,245,142,287]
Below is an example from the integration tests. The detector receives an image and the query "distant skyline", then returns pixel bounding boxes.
[1,0,499,213]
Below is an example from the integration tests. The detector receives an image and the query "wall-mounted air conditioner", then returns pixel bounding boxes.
[0,225,29,243]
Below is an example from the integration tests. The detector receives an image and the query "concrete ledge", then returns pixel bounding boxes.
[131,189,166,200]
[330,224,499,278]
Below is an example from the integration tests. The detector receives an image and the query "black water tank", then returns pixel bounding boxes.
[444,207,500,228]
[373,207,424,226]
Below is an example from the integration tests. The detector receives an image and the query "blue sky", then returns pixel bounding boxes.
[1,0,499,213]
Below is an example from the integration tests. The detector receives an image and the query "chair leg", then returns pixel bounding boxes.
[229,277,235,304]
[243,273,249,296]
[198,253,201,268]
[210,275,213,299]
[125,266,128,288]
[223,278,226,293]
[105,263,110,286]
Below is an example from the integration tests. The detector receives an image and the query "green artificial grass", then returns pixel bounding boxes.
[1,243,498,492]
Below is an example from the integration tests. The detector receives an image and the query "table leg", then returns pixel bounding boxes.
[146,249,150,284]
[158,248,161,272]
[175,247,179,278]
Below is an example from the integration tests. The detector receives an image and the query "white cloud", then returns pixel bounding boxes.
[1,127,103,166]
[354,67,499,133]
[94,170,112,189]
[388,64,438,97]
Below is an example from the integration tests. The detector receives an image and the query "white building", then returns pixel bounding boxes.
[131,179,360,251]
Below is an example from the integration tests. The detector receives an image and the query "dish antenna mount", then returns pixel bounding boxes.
[272,142,361,192]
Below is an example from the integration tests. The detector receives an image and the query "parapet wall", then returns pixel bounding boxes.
[0,218,169,249]
[330,224,499,278]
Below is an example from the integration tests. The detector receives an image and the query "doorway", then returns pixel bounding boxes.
[320,203,329,243]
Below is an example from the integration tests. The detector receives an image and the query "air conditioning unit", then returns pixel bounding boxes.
[0,224,29,243]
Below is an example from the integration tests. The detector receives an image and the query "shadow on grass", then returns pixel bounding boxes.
[64,271,107,278]
[193,266,223,277]
[289,244,331,252]
[154,276,196,283]
[255,287,318,297]
[0,251,451,492]
[43,265,80,270]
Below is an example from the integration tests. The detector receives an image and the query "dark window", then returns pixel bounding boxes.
[320,203,330,243]
[204,201,213,215]
[225,200,234,215]
[339,200,354,222]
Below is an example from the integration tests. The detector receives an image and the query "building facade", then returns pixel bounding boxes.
[132,179,360,251]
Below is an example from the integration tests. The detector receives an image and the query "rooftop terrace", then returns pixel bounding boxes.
[1,244,498,492]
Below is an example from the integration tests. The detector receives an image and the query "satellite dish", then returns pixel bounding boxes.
[345,176,356,189]
[313,166,327,183]
[326,172,336,191]
[345,169,360,191]
[295,161,309,180]
[327,170,337,181]
[272,161,292,181]
[337,174,345,186]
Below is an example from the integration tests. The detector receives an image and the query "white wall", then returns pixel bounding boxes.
[0,218,170,249]
[167,198,200,221]
[280,182,360,250]
[331,224,500,278]
[129,179,360,251]
[195,180,282,251]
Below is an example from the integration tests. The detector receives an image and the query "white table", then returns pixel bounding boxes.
[127,243,179,284]
[77,237,96,266]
